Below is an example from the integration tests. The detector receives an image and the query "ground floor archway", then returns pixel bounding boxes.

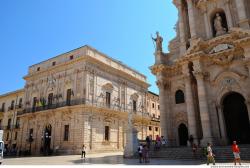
[223,92,250,144]
[42,124,52,155]
[178,123,189,146]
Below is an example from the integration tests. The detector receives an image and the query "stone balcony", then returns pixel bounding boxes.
[17,98,151,121]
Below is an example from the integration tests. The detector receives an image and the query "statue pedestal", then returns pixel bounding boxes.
[124,127,138,158]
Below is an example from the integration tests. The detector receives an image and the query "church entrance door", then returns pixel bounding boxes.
[178,123,188,146]
[223,92,250,144]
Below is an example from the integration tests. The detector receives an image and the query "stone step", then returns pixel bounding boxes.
[148,146,250,161]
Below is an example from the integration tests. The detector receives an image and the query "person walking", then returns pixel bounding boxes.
[192,143,198,159]
[81,144,86,159]
[146,136,150,149]
[142,145,150,163]
[206,143,215,165]
[189,135,194,147]
[138,144,143,163]
[232,141,241,165]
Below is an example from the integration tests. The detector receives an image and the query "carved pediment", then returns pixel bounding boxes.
[102,83,114,92]
[212,71,247,86]
[209,44,234,54]
[130,93,139,101]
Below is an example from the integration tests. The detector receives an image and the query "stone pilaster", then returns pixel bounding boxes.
[182,64,198,143]
[216,105,227,145]
[156,79,174,146]
[187,0,197,41]
[244,100,250,124]
[203,9,212,39]
[236,0,249,29]
[194,72,213,145]
[177,4,187,54]
[225,1,233,28]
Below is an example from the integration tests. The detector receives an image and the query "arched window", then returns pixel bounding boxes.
[175,90,185,104]
[211,10,228,37]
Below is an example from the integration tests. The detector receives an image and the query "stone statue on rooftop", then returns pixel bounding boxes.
[152,31,163,53]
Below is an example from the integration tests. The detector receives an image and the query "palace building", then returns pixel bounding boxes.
[151,0,250,146]
[0,45,160,155]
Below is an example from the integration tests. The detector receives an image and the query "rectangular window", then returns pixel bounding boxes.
[1,103,5,112]
[106,92,111,108]
[52,61,56,66]
[70,55,74,60]
[155,127,158,131]
[18,98,22,108]
[32,97,37,110]
[16,118,20,128]
[7,118,11,129]
[152,103,155,109]
[64,125,69,141]
[133,100,137,112]
[104,126,110,141]
[11,100,15,110]
[149,126,152,131]
[48,93,53,108]
[158,105,160,110]
[66,89,72,105]
[15,132,18,140]
[6,132,9,141]
[29,128,33,139]
[37,67,40,71]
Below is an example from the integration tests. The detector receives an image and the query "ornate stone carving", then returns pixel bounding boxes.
[209,44,234,54]
[156,80,171,90]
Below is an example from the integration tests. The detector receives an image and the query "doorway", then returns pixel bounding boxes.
[178,123,189,146]
[223,92,250,144]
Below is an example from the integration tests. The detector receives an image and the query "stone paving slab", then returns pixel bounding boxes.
[2,152,250,166]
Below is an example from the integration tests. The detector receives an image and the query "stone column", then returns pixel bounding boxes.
[203,10,212,39]
[216,105,227,145]
[236,0,250,29]
[177,4,187,54]
[187,0,197,41]
[244,101,250,124]
[225,1,233,28]
[182,64,198,143]
[194,72,213,145]
[124,110,138,157]
[157,79,174,146]
[193,60,213,145]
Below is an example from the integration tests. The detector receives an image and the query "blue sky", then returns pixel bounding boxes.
[0,0,178,95]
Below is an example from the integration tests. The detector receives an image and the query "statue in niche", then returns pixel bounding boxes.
[152,31,163,53]
[214,13,227,36]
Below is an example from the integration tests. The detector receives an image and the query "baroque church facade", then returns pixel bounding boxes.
[151,0,250,146]
[0,45,160,155]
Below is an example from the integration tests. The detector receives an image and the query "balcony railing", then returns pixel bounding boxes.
[8,106,14,111]
[2,125,20,130]
[17,98,150,117]
[151,116,160,121]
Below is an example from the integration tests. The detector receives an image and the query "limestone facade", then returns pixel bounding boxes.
[0,45,160,155]
[151,0,250,146]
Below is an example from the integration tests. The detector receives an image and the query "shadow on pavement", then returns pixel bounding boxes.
[71,155,205,165]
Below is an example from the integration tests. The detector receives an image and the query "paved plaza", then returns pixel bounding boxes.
[2,152,250,166]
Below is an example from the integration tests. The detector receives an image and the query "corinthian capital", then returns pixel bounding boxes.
[156,80,171,90]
